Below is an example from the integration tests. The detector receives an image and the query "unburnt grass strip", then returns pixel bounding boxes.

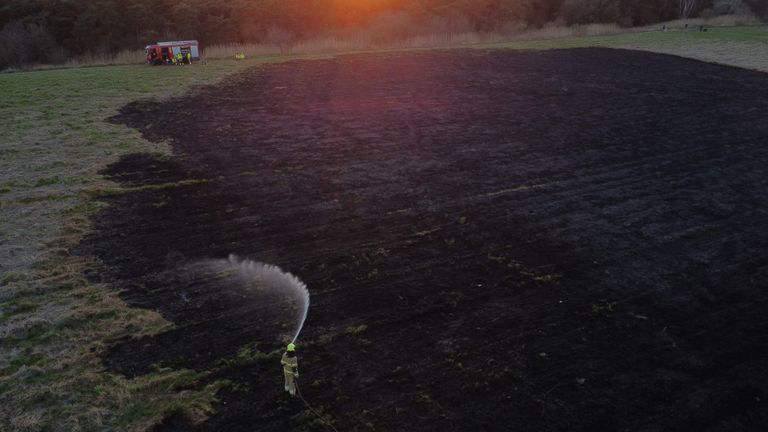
[0,58,288,431]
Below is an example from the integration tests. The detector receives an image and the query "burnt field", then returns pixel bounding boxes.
[78,48,768,431]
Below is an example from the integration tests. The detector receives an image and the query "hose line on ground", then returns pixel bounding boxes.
[295,380,340,432]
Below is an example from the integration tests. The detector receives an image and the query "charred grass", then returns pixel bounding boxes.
[85,49,768,431]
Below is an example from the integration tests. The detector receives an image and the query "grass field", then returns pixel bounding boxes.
[0,25,766,431]
[0,60,285,430]
[488,25,768,71]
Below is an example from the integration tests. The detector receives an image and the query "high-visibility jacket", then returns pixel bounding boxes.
[281,352,298,395]
[281,352,299,377]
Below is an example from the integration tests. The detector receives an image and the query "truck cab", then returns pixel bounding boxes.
[145,40,200,65]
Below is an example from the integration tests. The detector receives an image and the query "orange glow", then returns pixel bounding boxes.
[324,0,401,27]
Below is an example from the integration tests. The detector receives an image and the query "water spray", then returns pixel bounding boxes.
[187,254,310,398]
[223,254,310,343]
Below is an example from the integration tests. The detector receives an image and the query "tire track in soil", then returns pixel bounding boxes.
[77,48,768,431]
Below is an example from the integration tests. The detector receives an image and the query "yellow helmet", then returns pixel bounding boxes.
[287,343,296,352]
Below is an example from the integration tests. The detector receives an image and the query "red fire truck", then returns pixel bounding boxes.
[145,40,200,65]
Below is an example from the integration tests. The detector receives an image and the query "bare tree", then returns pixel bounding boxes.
[265,27,294,55]
[714,0,751,15]
[679,0,697,19]
[0,21,60,70]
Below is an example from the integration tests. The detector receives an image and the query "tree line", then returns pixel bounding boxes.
[0,0,765,68]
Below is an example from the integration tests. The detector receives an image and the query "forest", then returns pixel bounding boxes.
[1,0,765,68]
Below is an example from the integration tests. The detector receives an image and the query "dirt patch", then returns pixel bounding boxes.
[78,48,768,431]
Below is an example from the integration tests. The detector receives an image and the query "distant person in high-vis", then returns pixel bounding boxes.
[282,343,299,396]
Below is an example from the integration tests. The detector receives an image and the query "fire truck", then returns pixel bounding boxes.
[145,40,200,65]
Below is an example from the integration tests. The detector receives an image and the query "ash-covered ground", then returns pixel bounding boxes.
[79,48,768,431]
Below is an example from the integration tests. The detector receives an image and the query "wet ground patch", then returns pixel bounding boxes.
[78,48,768,431]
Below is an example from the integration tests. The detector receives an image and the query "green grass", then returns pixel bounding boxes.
[484,25,768,50]
[221,345,281,367]
[0,26,765,431]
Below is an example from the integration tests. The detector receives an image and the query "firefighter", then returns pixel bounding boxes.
[186,52,192,64]
[175,52,183,65]
[281,343,299,396]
